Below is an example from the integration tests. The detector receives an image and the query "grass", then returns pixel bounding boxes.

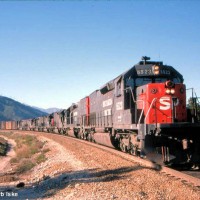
[13,135,44,160]
[0,132,49,174]
[15,160,35,174]
[36,153,47,164]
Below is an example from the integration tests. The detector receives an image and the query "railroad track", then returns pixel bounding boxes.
[60,134,200,188]
[1,130,200,188]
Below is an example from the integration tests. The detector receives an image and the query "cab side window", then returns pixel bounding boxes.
[124,77,134,109]
[116,80,122,97]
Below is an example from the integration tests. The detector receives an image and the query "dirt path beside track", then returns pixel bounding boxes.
[0,136,16,173]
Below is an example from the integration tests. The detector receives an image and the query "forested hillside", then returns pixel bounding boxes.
[0,96,47,121]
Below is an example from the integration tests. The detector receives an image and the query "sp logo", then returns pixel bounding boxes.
[159,97,171,110]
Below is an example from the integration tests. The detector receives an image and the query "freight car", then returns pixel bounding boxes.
[1,57,200,168]
[0,121,18,130]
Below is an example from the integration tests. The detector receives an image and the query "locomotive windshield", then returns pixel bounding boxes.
[125,76,181,88]
[123,59,183,110]
[124,61,183,89]
[134,77,182,87]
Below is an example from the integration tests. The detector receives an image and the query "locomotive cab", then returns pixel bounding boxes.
[118,57,200,165]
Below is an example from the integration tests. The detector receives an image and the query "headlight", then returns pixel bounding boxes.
[170,88,175,94]
[166,89,171,94]
[165,88,175,94]
[152,65,160,75]
[154,66,159,70]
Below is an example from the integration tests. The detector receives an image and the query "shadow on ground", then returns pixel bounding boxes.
[0,165,152,199]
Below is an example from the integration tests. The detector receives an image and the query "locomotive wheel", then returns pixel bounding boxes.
[130,145,135,155]
[83,132,88,140]
[87,133,92,142]
[63,129,67,136]
[129,144,139,156]
[120,142,127,152]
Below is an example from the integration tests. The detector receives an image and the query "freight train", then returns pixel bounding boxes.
[1,57,200,168]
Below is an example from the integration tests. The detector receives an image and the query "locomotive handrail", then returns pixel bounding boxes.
[124,87,136,102]
[144,98,157,134]
[137,100,144,126]
[70,111,73,124]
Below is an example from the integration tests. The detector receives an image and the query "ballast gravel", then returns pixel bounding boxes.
[0,131,199,200]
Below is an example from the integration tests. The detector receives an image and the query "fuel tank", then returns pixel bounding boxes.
[93,132,117,148]
[68,129,76,137]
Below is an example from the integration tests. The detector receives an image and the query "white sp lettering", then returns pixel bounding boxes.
[159,97,171,110]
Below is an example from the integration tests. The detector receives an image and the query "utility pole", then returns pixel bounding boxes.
[187,88,197,123]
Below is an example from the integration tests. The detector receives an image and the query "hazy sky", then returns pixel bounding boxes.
[0,1,200,109]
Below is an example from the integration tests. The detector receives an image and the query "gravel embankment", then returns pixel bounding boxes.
[0,131,199,200]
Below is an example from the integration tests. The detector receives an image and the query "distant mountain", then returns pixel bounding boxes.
[45,108,62,114]
[0,96,48,121]
[33,107,62,114]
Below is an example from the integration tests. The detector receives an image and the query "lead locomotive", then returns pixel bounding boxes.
[2,57,200,168]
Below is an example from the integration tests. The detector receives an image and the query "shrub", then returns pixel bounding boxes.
[42,148,50,153]
[10,157,19,164]
[0,137,8,156]
[36,153,47,164]
[16,160,35,174]
[1,133,49,175]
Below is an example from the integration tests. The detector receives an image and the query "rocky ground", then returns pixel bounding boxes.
[0,131,200,200]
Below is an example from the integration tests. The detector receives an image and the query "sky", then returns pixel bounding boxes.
[0,1,200,109]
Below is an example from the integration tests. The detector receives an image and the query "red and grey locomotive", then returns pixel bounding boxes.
[1,56,200,167]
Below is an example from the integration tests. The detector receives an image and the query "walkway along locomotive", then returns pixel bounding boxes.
[1,57,200,168]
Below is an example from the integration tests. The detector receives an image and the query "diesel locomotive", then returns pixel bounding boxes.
[1,57,200,167]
